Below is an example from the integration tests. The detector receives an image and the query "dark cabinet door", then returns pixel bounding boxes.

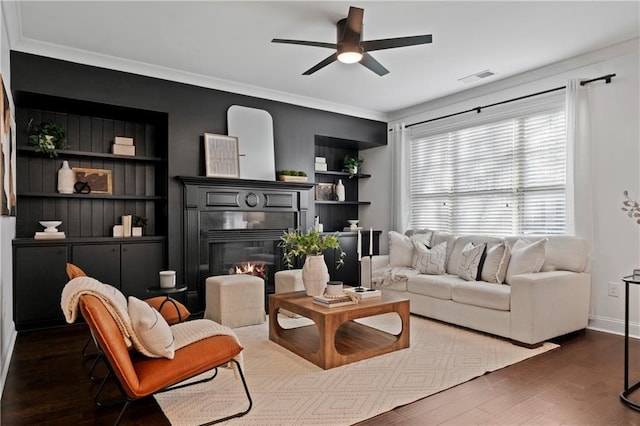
[14,245,69,329]
[121,242,165,299]
[72,244,121,287]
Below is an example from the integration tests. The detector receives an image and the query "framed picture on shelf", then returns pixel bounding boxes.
[315,183,335,201]
[204,133,240,178]
[72,167,112,194]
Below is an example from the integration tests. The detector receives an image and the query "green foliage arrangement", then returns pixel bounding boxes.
[132,215,148,228]
[343,155,363,178]
[27,119,67,158]
[279,170,307,177]
[279,229,345,269]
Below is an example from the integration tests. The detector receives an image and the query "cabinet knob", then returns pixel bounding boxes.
[122,247,127,252]
[113,248,117,252]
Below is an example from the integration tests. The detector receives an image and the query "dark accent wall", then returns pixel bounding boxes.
[10,51,387,282]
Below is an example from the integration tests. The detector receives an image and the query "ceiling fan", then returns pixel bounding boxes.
[272,6,432,76]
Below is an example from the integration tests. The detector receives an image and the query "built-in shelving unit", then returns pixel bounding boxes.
[313,135,377,232]
[12,91,169,330]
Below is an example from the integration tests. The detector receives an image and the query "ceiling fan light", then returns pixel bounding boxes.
[338,51,363,64]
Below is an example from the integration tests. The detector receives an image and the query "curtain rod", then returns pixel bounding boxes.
[394,73,616,131]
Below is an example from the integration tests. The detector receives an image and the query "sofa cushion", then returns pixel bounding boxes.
[412,241,447,275]
[480,242,511,284]
[451,281,511,311]
[457,242,487,281]
[446,235,503,275]
[431,231,458,269]
[505,238,547,284]
[407,273,465,300]
[388,231,414,267]
[541,236,589,273]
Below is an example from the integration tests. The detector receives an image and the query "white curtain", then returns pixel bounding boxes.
[390,122,409,232]
[566,78,593,241]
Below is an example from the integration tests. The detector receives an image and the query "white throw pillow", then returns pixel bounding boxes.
[480,242,510,284]
[128,296,175,359]
[410,231,433,248]
[505,238,547,285]
[412,241,447,275]
[388,231,415,267]
[457,242,487,281]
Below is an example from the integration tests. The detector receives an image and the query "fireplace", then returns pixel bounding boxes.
[179,176,314,310]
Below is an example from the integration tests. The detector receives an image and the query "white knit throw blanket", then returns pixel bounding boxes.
[61,277,244,368]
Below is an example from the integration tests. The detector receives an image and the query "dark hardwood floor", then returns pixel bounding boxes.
[1,322,638,425]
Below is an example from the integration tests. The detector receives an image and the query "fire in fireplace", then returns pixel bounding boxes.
[233,261,267,278]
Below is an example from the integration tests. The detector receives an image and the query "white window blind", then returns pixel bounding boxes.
[409,92,566,236]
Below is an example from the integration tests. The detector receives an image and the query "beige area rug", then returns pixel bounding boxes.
[154,314,558,425]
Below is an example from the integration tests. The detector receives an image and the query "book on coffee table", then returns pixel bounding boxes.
[344,287,381,299]
[312,294,357,308]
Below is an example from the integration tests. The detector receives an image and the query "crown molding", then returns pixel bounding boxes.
[9,36,388,123]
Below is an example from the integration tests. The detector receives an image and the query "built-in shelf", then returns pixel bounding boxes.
[314,170,371,178]
[314,200,371,205]
[17,146,162,162]
[17,192,164,201]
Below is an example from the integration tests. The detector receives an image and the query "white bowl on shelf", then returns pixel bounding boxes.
[39,221,62,233]
[347,220,359,230]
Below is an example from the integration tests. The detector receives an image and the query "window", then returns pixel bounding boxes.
[409,94,566,236]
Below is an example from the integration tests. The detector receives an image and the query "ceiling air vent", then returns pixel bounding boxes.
[458,69,495,84]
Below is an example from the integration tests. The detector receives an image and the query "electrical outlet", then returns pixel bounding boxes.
[608,282,620,297]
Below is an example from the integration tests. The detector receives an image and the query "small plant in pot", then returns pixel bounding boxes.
[132,215,147,237]
[27,119,67,158]
[343,155,363,178]
[277,170,308,182]
[279,229,346,296]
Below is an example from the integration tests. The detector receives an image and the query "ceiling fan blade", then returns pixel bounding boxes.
[342,6,364,45]
[360,52,389,76]
[362,35,432,52]
[302,53,339,75]
[272,39,336,49]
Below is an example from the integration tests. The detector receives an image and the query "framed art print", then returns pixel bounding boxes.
[204,133,240,178]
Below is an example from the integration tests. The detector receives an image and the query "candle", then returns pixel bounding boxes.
[369,226,373,256]
[357,230,362,261]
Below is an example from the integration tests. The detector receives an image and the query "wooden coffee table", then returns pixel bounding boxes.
[268,291,410,369]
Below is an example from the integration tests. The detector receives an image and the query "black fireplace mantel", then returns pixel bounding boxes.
[177,176,315,310]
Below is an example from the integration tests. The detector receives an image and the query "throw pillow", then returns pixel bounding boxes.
[66,263,87,280]
[411,241,447,274]
[145,297,191,325]
[505,238,547,285]
[480,242,510,283]
[410,231,433,248]
[128,296,175,359]
[388,231,415,267]
[457,242,487,281]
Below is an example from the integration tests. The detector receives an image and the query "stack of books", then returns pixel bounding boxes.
[344,287,381,299]
[314,156,327,171]
[312,293,357,308]
[34,231,65,240]
[112,136,135,156]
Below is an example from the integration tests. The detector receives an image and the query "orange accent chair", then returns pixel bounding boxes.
[79,294,252,425]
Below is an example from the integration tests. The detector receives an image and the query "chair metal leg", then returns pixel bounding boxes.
[113,400,131,426]
[199,359,253,425]
[82,335,98,358]
[88,352,104,382]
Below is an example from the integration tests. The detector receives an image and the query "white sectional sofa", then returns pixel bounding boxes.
[361,229,591,347]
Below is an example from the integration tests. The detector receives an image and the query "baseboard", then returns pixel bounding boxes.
[588,315,640,339]
[0,327,18,399]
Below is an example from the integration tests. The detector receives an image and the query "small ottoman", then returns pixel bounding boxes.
[275,269,304,318]
[204,274,266,328]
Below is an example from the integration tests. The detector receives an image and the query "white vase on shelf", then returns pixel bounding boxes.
[336,179,345,201]
[57,160,74,194]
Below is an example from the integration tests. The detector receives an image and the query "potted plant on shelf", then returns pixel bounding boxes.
[27,119,67,158]
[132,215,147,237]
[343,155,363,178]
[279,229,345,296]
[277,170,308,182]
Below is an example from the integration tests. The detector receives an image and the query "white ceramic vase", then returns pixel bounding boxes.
[335,179,345,201]
[301,254,329,296]
[57,160,74,194]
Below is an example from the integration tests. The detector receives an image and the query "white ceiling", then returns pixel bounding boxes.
[6,1,640,121]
